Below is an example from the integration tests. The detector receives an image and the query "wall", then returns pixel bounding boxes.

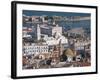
[0,0,99,80]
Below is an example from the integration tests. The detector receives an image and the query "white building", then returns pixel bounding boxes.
[23,43,48,56]
[52,24,62,36]
[36,23,62,40]
[75,41,90,50]
[22,27,32,38]
[67,27,84,37]
[43,32,68,46]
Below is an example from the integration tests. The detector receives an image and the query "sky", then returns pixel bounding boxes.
[23,10,90,17]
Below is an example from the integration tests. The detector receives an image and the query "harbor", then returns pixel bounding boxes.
[22,11,91,69]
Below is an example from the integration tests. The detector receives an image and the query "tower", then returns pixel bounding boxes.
[59,39,63,56]
[37,24,41,40]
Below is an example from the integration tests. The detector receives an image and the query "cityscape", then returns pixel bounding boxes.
[22,10,91,69]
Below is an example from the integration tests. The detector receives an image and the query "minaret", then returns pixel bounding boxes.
[37,24,41,40]
[58,39,62,61]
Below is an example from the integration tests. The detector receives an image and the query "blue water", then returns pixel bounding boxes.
[57,20,90,30]
[23,10,91,33]
[23,10,90,17]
